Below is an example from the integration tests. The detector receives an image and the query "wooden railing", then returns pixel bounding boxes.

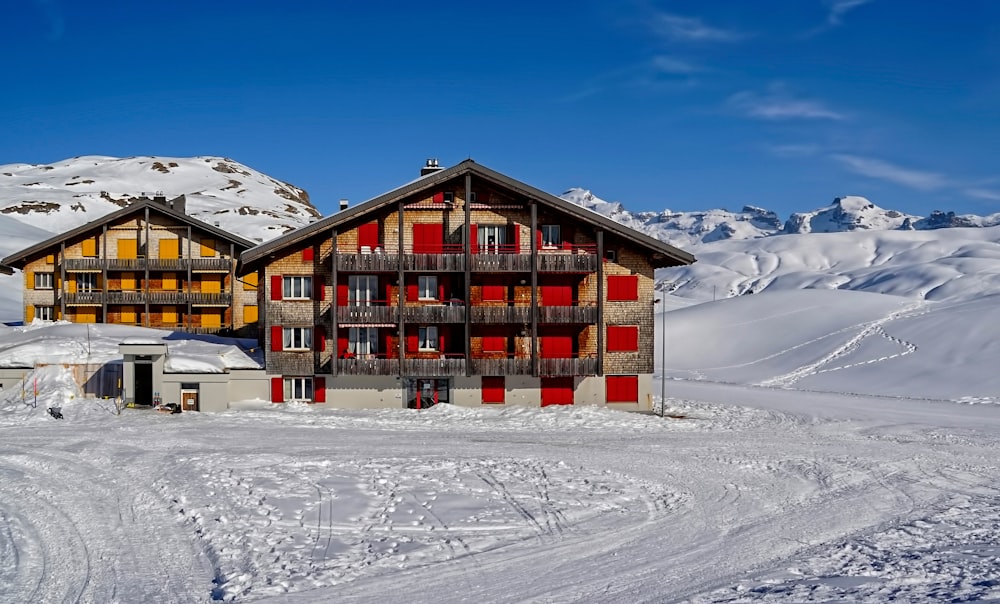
[469,357,533,375]
[403,253,465,271]
[335,305,398,323]
[64,291,232,305]
[538,357,598,376]
[63,258,103,271]
[470,305,531,323]
[335,357,400,376]
[65,258,233,272]
[537,305,598,324]
[470,254,533,272]
[536,253,597,273]
[336,253,401,273]
[402,357,467,376]
[402,305,465,323]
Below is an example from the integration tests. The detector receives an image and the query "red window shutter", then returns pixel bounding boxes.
[270,275,283,300]
[314,276,325,301]
[482,376,505,404]
[413,223,444,254]
[337,282,349,306]
[439,330,445,351]
[433,192,444,203]
[541,377,574,406]
[359,222,379,249]
[406,332,418,352]
[406,282,418,301]
[271,326,283,351]
[512,225,520,253]
[607,376,638,403]
[469,224,478,252]
[438,276,446,302]
[607,326,638,352]
[337,335,348,357]
[536,229,542,249]
[313,377,326,403]
[315,326,326,352]
[302,247,314,262]
[483,336,504,352]
[608,275,638,301]
[482,284,505,301]
[270,377,284,403]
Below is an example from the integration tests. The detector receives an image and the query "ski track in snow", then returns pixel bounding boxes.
[755,301,927,388]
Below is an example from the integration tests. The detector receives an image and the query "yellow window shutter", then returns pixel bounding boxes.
[162,306,177,324]
[67,276,76,293]
[159,239,179,259]
[121,305,136,323]
[25,271,34,290]
[78,309,96,323]
[244,304,258,323]
[162,272,177,290]
[46,254,54,264]
[243,272,258,290]
[26,304,35,322]
[202,275,221,294]
[201,310,221,328]
[118,239,137,259]
[200,238,215,257]
[82,237,97,257]
[121,272,136,290]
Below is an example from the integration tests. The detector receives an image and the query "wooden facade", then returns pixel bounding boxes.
[242,160,695,410]
[2,196,258,335]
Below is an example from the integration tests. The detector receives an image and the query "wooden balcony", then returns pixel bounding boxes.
[64,291,232,306]
[67,258,233,272]
[403,253,465,272]
[336,253,401,273]
[63,291,104,305]
[335,357,400,376]
[189,258,232,272]
[537,252,597,273]
[402,357,467,376]
[187,293,232,306]
[469,357,533,375]
[402,305,465,323]
[470,253,533,272]
[470,305,531,323]
[335,305,399,324]
[104,291,147,304]
[63,258,102,271]
[537,305,598,324]
[538,357,599,376]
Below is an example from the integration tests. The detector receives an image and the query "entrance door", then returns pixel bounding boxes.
[134,363,153,407]
[181,390,199,411]
[406,378,450,409]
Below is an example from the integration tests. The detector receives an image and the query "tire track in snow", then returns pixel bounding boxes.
[756,301,927,388]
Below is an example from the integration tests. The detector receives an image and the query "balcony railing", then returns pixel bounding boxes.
[402,356,467,376]
[336,253,401,273]
[403,253,465,272]
[63,291,104,305]
[537,305,598,324]
[188,293,232,306]
[104,290,147,304]
[335,357,401,376]
[469,357,533,375]
[63,291,232,306]
[470,305,531,324]
[538,357,599,376]
[335,305,399,324]
[470,253,533,272]
[63,258,103,271]
[63,258,233,272]
[402,305,465,323]
[536,252,597,273]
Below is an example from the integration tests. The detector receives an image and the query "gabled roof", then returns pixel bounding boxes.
[1,197,257,270]
[240,159,695,271]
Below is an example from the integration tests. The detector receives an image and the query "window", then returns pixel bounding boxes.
[349,275,378,306]
[604,249,617,262]
[607,325,639,352]
[77,273,98,292]
[418,275,438,300]
[283,276,312,299]
[418,326,439,351]
[348,327,379,356]
[469,191,478,203]
[541,225,561,248]
[34,272,54,290]
[478,225,506,253]
[607,275,639,301]
[606,375,639,403]
[283,327,313,350]
[443,191,454,203]
[482,376,505,404]
[284,377,313,402]
[34,306,54,321]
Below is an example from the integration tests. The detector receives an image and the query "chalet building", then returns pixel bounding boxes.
[2,195,259,334]
[240,159,695,410]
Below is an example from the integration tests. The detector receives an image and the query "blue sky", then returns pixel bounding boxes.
[3,1,999,219]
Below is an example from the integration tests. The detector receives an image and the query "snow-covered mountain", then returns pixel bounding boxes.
[0,155,321,244]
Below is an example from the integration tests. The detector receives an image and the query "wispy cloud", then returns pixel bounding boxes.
[557,55,703,102]
[826,0,872,26]
[765,143,822,158]
[651,12,746,42]
[729,91,846,121]
[832,154,948,191]
[963,188,1000,202]
[650,55,703,75]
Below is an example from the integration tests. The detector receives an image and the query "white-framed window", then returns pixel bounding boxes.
[77,273,98,292]
[34,306,54,321]
[348,275,377,306]
[283,327,313,350]
[541,225,561,248]
[418,326,439,351]
[443,191,454,203]
[348,326,378,356]
[469,191,478,203]
[283,276,312,299]
[418,275,438,300]
[478,225,506,253]
[35,272,54,290]
[284,377,313,402]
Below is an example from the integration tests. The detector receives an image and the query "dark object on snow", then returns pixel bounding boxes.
[157,403,182,414]
[47,407,64,419]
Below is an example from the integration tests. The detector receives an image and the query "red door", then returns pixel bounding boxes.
[541,377,574,406]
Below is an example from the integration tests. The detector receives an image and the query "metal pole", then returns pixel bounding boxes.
[660,295,667,417]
